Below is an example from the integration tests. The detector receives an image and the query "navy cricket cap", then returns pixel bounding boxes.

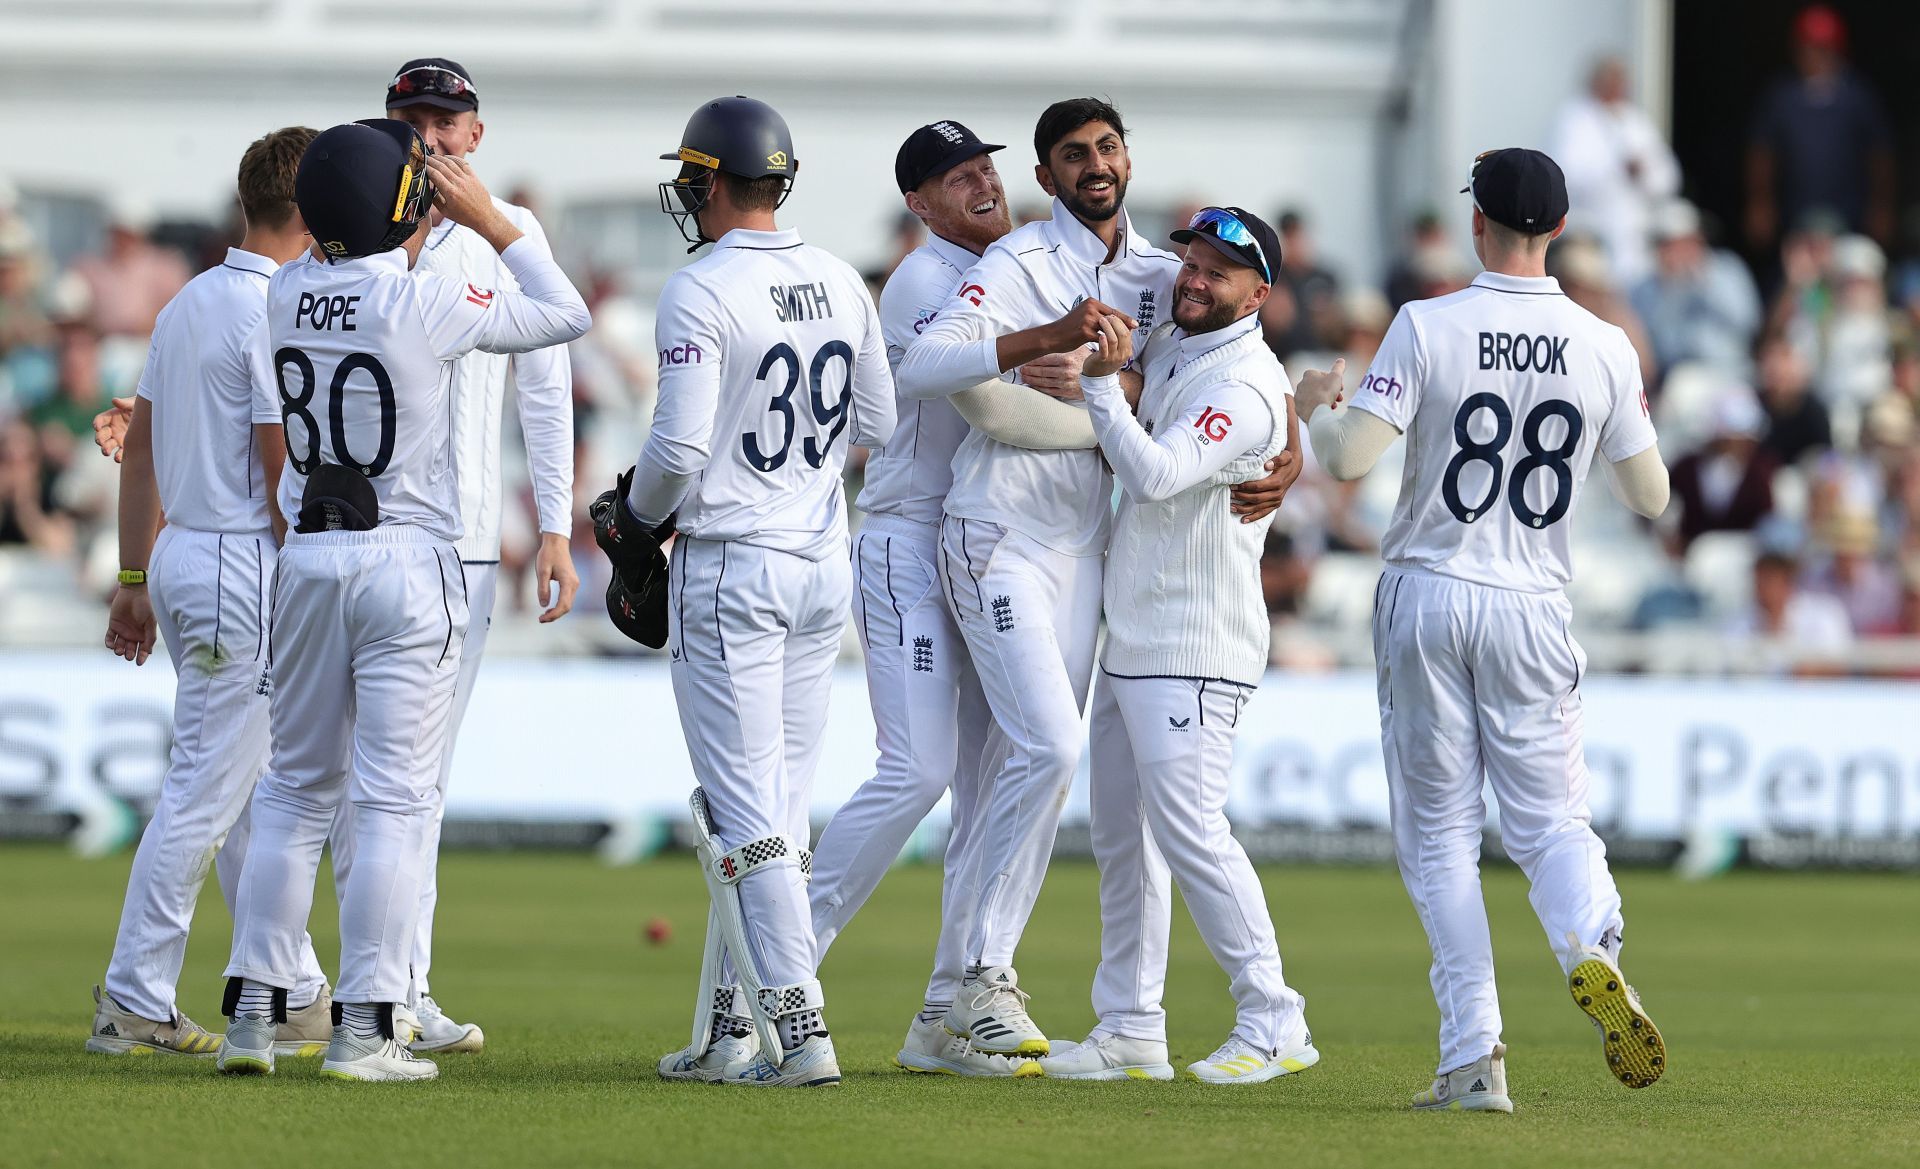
[895,120,1003,194]
[1462,148,1568,234]
[1170,206,1282,283]
[296,119,432,259]
[386,58,478,113]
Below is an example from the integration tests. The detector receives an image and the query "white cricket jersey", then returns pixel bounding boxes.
[626,227,896,561]
[415,198,574,561]
[1349,271,1657,593]
[257,238,590,544]
[135,247,281,534]
[853,232,981,528]
[895,197,1180,556]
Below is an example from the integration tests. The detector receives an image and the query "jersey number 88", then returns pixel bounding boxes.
[1441,392,1584,528]
[743,340,853,473]
[275,347,398,478]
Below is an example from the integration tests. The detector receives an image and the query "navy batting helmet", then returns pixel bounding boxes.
[658,96,796,250]
[296,119,432,260]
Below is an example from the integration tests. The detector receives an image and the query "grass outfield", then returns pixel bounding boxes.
[2,846,1915,1169]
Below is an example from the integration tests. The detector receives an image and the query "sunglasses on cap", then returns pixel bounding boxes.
[389,66,477,103]
[1184,207,1270,282]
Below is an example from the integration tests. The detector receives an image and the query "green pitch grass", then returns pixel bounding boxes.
[2,846,1915,1169]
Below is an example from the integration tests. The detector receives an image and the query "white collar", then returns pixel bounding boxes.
[327,249,410,274]
[222,247,277,277]
[1173,307,1262,364]
[924,230,984,273]
[1049,197,1131,268]
[1472,271,1563,296]
[715,227,804,251]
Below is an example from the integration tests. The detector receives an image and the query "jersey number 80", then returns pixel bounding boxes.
[1441,392,1583,528]
[743,340,853,473]
[275,346,397,478]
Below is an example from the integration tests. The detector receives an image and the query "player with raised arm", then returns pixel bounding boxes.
[593,96,894,1088]
[88,128,334,1061]
[215,120,589,1083]
[1030,207,1317,1084]
[1294,148,1671,1112]
[807,120,1099,1078]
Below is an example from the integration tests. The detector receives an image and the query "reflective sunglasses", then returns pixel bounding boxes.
[1186,207,1269,281]
[389,66,478,104]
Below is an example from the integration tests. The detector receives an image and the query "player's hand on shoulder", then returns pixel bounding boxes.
[1294,358,1346,418]
[1019,349,1088,401]
[93,397,134,462]
[1081,311,1133,378]
[1048,298,1136,355]
[104,585,156,666]
[1230,448,1300,523]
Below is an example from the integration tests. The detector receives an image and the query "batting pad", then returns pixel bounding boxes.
[687,787,799,1060]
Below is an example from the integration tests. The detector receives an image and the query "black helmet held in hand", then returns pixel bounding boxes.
[658,95,796,250]
[296,119,433,260]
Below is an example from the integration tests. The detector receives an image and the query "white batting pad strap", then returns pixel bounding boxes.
[756,978,824,1019]
[713,834,799,885]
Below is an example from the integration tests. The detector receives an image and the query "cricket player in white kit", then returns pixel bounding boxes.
[217,120,589,1083]
[326,57,580,1056]
[92,128,333,1059]
[808,120,1100,1077]
[893,99,1180,1054]
[1296,149,1671,1111]
[1035,208,1319,1085]
[611,97,893,1088]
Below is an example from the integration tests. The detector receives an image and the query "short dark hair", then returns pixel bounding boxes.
[1033,97,1126,166]
[238,126,318,230]
[720,171,790,214]
[1755,550,1799,576]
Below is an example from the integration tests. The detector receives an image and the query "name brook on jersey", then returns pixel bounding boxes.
[1479,331,1568,375]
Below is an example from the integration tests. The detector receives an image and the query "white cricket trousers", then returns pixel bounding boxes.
[670,535,848,993]
[103,527,326,1021]
[1373,567,1624,1074]
[937,517,1100,969]
[226,528,468,1005]
[1087,671,1306,1048]
[810,515,996,1006]
[329,560,496,1005]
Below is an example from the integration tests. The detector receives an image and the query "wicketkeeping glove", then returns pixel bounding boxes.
[590,467,671,649]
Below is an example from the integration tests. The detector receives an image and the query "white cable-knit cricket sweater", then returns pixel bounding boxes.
[1097,318,1290,686]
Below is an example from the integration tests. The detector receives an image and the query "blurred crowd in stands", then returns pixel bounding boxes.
[0,4,1913,674]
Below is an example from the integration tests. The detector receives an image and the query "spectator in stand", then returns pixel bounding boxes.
[0,417,71,555]
[1668,387,1778,553]
[1547,54,1681,286]
[66,200,189,339]
[1811,235,1892,439]
[0,217,55,411]
[1383,211,1466,310]
[1549,232,1658,389]
[1757,330,1831,467]
[28,321,113,441]
[1728,549,1853,675]
[1746,5,1895,254]
[1804,508,1901,634]
[1629,199,1762,381]
[1263,209,1341,360]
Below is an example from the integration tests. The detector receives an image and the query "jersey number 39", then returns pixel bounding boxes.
[276,347,397,478]
[1441,392,1583,528]
[743,340,853,473]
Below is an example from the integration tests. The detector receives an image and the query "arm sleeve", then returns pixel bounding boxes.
[245,320,282,424]
[510,343,575,537]
[1605,443,1670,518]
[1307,404,1402,481]
[625,274,722,527]
[847,292,898,450]
[1345,306,1424,432]
[419,236,591,360]
[894,247,1031,400]
[949,380,1096,449]
[1082,373,1271,502]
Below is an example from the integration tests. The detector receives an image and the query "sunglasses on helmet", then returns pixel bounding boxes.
[1183,207,1270,282]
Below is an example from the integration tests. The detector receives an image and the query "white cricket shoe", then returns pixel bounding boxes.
[1017,1031,1173,1081]
[215,1013,275,1076]
[658,1032,757,1083]
[86,985,222,1058]
[1412,1043,1512,1112]
[409,995,484,1054]
[895,1016,1018,1077]
[1187,1028,1321,1085]
[721,1034,842,1087]
[946,966,1048,1056]
[320,1006,439,1083]
[1569,949,1666,1089]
